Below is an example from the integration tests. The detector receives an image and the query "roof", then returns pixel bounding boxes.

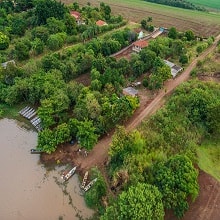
[70,11,81,19]
[164,60,183,78]
[123,87,138,97]
[96,20,107,26]
[133,40,148,48]
[163,60,175,68]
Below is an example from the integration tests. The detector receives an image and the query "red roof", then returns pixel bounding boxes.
[96,20,107,26]
[133,40,148,48]
[70,11,81,19]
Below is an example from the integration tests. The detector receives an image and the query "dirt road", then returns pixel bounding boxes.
[78,33,220,170]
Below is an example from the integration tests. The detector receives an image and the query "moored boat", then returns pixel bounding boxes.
[84,178,97,192]
[81,171,88,189]
[61,166,77,182]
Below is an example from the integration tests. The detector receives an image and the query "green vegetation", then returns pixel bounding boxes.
[144,0,206,11]
[79,0,220,36]
[84,168,107,210]
[197,138,220,181]
[103,80,220,219]
[187,0,220,10]
[101,183,164,220]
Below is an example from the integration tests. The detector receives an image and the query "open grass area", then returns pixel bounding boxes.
[67,0,220,37]
[197,138,220,182]
[188,0,220,11]
[0,103,24,119]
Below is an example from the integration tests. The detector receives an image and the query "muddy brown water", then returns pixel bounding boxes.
[0,118,93,220]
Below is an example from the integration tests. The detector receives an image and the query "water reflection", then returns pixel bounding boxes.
[0,118,93,220]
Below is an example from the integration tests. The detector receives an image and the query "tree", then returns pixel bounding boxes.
[101,183,164,220]
[55,123,71,145]
[179,54,188,64]
[76,119,99,150]
[47,32,67,51]
[139,48,156,71]
[14,39,31,60]
[37,128,57,153]
[168,27,178,39]
[31,26,49,43]
[46,17,66,34]
[31,38,44,55]
[153,155,199,218]
[34,0,67,25]
[10,15,27,36]
[0,32,9,50]
[140,19,147,29]
[185,30,195,41]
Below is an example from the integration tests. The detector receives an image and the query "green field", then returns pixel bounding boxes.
[188,0,220,10]
[197,138,220,181]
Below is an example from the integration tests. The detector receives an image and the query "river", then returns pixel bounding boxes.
[0,118,94,220]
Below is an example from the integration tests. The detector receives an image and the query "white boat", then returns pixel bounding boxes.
[61,166,77,182]
[84,178,97,192]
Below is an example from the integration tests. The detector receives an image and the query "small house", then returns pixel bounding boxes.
[96,20,108,27]
[123,87,138,97]
[132,40,148,53]
[70,11,85,25]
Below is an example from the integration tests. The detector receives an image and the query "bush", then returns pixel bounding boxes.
[179,54,188,64]
[47,32,66,51]
[0,32,9,50]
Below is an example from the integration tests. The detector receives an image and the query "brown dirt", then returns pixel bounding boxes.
[41,34,220,219]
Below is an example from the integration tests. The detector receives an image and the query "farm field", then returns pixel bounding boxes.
[188,0,220,11]
[64,0,220,37]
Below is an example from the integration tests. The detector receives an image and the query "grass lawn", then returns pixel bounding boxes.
[197,138,220,182]
[0,103,25,119]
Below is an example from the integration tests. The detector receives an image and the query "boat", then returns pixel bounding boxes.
[30,149,43,154]
[61,166,77,182]
[84,178,97,192]
[81,171,88,189]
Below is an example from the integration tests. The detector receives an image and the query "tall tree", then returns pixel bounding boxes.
[153,155,199,218]
[101,183,164,220]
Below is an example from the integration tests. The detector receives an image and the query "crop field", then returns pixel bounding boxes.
[63,0,220,37]
[188,0,220,11]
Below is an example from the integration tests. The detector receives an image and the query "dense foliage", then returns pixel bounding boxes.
[101,183,164,220]
[104,80,220,218]
[153,155,199,218]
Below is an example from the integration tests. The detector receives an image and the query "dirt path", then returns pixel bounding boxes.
[76,33,220,170]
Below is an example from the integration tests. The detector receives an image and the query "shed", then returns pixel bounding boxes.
[123,87,138,97]
[164,60,183,78]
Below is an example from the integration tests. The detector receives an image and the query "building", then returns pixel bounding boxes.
[70,11,85,25]
[164,60,183,78]
[132,40,148,53]
[123,87,138,97]
[96,20,108,27]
